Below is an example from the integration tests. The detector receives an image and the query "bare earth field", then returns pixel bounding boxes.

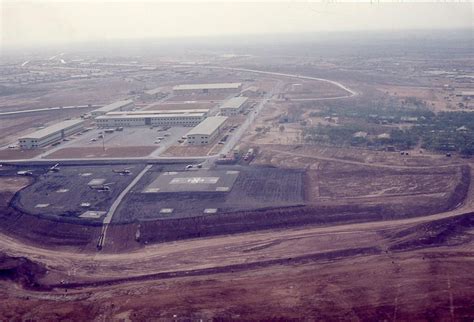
[283,78,349,99]
[0,148,45,160]
[43,146,157,158]
[377,84,464,112]
[0,211,472,320]
[0,77,142,113]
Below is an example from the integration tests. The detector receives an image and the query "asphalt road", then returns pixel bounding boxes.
[98,164,153,249]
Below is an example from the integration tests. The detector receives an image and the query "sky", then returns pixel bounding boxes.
[1,1,472,48]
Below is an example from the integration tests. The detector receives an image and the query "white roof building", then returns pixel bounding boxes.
[186,116,228,145]
[19,119,84,149]
[20,119,84,139]
[173,83,242,91]
[219,97,248,116]
[105,109,209,116]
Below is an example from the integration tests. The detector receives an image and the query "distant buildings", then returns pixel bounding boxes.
[141,88,166,100]
[241,86,261,97]
[19,119,84,149]
[173,83,242,95]
[456,91,474,99]
[91,100,134,117]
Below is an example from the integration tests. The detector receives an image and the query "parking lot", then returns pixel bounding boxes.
[41,126,190,158]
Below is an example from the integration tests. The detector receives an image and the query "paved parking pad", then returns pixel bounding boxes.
[143,170,239,193]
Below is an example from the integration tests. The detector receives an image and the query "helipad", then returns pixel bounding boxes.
[144,170,239,193]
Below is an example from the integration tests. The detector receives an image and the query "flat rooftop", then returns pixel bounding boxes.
[220,96,248,109]
[92,99,134,114]
[106,109,210,116]
[96,112,206,120]
[173,83,242,91]
[144,88,163,95]
[186,116,228,136]
[20,119,84,139]
[143,170,239,193]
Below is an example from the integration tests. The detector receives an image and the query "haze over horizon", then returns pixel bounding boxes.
[1,1,472,49]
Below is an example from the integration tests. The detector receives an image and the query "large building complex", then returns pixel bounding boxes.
[219,97,248,116]
[95,112,206,128]
[94,109,209,128]
[173,83,242,95]
[19,119,84,149]
[91,100,134,117]
[186,116,228,145]
[105,109,209,117]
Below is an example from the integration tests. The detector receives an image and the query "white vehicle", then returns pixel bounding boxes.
[185,165,193,170]
[90,138,97,142]
[17,170,33,176]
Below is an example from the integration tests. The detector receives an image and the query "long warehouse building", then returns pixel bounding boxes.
[95,112,206,128]
[173,83,242,95]
[219,96,248,116]
[186,116,228,145]
[105,109,209,117]
[91,99,134,117]
[19,119,84,149]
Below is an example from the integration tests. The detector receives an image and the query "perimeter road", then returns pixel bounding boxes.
[98,164,153,250]
[0,105,102,117]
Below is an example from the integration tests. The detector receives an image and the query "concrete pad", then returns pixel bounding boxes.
[144,170,239,193]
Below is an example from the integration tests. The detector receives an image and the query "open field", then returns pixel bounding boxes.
[0,77,143,113]
[282,78,349,99]
[376,84,468,112]
[0,209,472,320]
[0,148,45,160]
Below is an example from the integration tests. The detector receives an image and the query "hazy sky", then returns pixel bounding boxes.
[1,1,472,48]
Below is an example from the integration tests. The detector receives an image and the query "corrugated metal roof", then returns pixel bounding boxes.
[186,116,228,136]
[173,83,242,91]
[220,97,248,109]
[20,119,84,139]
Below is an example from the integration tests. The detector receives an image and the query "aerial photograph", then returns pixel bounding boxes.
[0,0,473,320]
